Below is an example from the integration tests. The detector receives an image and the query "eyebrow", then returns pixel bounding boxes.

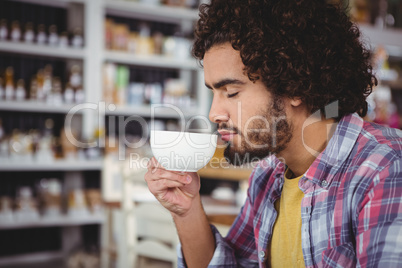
[205,78,246,90]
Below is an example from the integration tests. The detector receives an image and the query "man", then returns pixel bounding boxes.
[145,0,402,267]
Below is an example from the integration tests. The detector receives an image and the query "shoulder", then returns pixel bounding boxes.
[343,121,402,196]
[360,121,402,155]
[351,121,402,174]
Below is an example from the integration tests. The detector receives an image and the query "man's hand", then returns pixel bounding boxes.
[145,157,216,267]
[145,157,201,217]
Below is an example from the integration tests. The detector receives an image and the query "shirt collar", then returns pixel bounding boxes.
[304,113,363,188]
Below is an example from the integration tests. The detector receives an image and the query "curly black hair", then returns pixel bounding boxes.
[192,0,377,118]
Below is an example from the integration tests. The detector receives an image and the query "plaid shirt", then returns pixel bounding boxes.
[178,113,402,267]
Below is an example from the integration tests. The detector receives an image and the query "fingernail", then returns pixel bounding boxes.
[186,175,192,183]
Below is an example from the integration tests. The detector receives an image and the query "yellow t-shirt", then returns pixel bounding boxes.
[270,169,305,267]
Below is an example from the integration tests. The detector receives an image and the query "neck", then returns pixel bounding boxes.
[278,113,337,177]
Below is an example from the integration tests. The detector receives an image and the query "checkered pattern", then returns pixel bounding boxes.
[178,113,402,267]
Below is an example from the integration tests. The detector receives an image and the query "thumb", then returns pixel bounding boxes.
[185,172,199,183]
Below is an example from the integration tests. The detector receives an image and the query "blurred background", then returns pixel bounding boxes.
[0,0,401,267]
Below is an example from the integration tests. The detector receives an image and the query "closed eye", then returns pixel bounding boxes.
[228,92,239,98]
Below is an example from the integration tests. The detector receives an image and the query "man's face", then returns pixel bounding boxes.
[204,43,292,165]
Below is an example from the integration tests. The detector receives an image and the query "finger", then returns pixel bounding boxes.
[170,170,186,176]
[149,179,186,193]
[147,157,163,171]
[147,168,191,185]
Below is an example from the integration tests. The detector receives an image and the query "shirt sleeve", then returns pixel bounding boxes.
[177,189,259,267]
[355,159,402,267]
[176,160,276,267]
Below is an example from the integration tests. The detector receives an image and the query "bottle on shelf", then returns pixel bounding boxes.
[10,20,21,42]
[14,186,40,222]
[36,69,45,101]
[150,83,163,104]
[47,77,63,105]
[75,86,85,104]
[68,188,90,217]
[374,0,396,29]
[59,31,69,47]
[3,128,64,164]
[164,78,192,107]
[72,27,84,48]
[127,32,138,53]
[23,131,34,162]
[64,82,75,104]
[30,128,38,151]
[35,118,55,163]
[162,36,176,57]
[36,24,47,45]
[137,23,153,55]
[5,67,15,101]
[128,82,145,106]
[0,196,13,223]
[69,65,84,103]
[60,127,77,160]
[29,77,38,101]
[9,129,22,161]
[103,63,116,104]
[24,22,35,43]
[113,24,130,51]
[87,126,104,160]
[0,19,8,40]
[104,19,113,50]
[38,178,62,218]
[86,189,103,214]
[43,64,53,100]
[69,65,82,90]
[48,25,59,46]
[44,118,55,139]
[153,31,164,55]
[15,79,26,101]
[10,130,31,163]
[173,33,191,59]
[115,65,129,105]
[144,83,163,104]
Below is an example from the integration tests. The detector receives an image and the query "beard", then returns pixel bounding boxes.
[221,96,293,166]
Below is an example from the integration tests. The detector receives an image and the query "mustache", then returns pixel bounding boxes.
[218,123,240,134]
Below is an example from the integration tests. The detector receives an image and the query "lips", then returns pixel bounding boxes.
[218,130,237,141]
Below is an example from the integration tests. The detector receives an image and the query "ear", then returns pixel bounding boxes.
[290,98,303,107]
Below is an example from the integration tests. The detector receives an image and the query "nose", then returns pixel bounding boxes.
[209,94,229,124]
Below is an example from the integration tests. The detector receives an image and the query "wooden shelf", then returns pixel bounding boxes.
[0,160,102,171]
[104,50,199,70]
[104,0,198,23]
[0,41,85,59]
[359,24,402,59]
[105,104,200,118]
[0,251,64,267]
[0,100,82,114]
[0,214,104,230]
[11,0,85,8]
